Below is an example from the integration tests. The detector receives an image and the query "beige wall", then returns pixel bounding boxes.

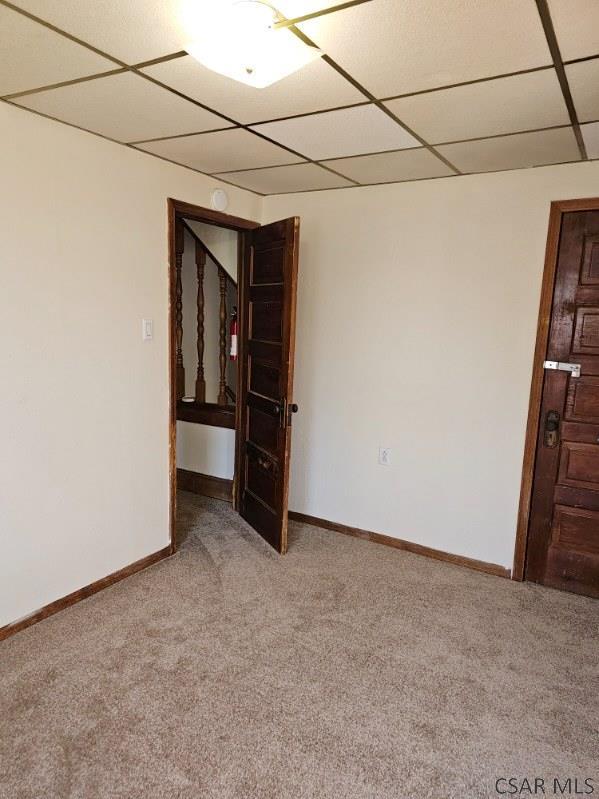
[263,160,599,570]
[4,95,599,631]
[186,220,238,282]
[176,422,235,479]
[0,102,259,628]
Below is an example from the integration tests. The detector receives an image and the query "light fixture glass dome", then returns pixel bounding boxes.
[185,1,322,89]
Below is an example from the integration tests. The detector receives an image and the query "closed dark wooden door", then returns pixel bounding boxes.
[237,218,299,553]
[526,210,599,597]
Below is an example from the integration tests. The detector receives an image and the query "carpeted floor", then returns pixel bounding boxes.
[1,492,598,799]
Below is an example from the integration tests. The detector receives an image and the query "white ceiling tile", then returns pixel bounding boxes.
[10,0,193,63]
[135,128,302,173]
[323,148,455,183]
[566,60,599,123]
[273,1,335,16]
[12,72,229,142]
[251,105,418,160]
[11,0,360,64]
[142,54,365,124]
[0,5,115,96]
[296,0,552,97]
[9,0,597,190]
[216,162,353,194]
[436,127,581,173]
[582,122,599,159]
[547,0,599,61]
[385,69,569,144]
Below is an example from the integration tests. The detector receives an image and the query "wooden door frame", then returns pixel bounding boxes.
[513,197,599,581]
[167,198,260,552]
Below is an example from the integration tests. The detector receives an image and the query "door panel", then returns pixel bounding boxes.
[580,236,599,284]
[573,307,599,354]
[565,376,599,423]
[250,361,280,398]
[250,242,285,284]
[238,218,299,553]
[248,402,279,454]
[243,491,281,545]
[551,505,599,555]
[558,442,599,490]
[526,210,599,597]
[250,299,283,342]
[246,443,279,510]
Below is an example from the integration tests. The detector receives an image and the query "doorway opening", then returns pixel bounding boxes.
[175,212,242,522]
[167,199,300,556]
[514,197,599,599]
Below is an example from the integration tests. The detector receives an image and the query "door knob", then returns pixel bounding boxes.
[273,400,299,428]
[287,402,298,427]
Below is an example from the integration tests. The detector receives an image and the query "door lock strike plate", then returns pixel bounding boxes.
[543,360,581,378]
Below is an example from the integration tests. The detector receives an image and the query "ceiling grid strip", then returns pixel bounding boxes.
[284,21,462,175]
[273,0,374,29]
[0,0,363,186]
[1,0,596,193]
[534,0,588,160]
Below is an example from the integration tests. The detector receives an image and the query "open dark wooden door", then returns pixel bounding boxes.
[526,209,599,597]
[237,217,299,553]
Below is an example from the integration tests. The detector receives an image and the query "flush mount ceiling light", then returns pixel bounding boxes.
[185,1,322,89]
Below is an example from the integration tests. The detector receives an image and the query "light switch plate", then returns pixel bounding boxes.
[142,319,153,341]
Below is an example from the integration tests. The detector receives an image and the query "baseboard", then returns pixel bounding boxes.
[288,511,511,579]
[177,468,233,502]
[0,545,172,643]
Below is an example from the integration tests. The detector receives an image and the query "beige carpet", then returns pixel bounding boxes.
[1,492,597,799]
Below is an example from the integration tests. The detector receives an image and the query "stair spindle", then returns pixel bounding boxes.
[195,242,206,403]
[175,220,185,401]
[218,269,227,406]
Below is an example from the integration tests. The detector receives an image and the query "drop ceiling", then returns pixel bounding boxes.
[2,0,598,196]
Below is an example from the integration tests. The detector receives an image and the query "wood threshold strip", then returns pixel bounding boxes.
[177,468,233,502]
[289,511,511,579]
[0,545,172,643]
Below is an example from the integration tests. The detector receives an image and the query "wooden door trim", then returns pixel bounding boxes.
[513,197,599,581]
[169,199,260,231]
[167,199,259,552]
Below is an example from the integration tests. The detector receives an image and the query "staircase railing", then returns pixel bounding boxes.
[176,220,237,407]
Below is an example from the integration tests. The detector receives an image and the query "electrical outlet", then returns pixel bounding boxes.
[379,447,391,466]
